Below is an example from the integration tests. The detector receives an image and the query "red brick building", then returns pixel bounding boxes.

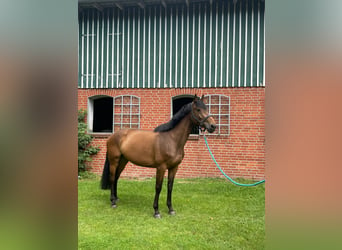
[78,0,265,180]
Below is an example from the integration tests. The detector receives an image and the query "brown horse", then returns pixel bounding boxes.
[101,94,216,218]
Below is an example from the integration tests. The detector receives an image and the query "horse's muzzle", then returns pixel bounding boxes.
[205,123,216,133]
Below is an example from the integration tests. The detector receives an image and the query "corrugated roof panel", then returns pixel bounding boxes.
[78,0,265,88]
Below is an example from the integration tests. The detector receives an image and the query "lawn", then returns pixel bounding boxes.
[78,177,265,249]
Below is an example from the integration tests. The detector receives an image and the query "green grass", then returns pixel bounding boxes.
[78,178,265,249]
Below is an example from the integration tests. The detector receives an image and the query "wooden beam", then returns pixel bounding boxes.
[92,3,103,12]
[114,2,124,10]
[137,0,145,9]
[161,0,167,9]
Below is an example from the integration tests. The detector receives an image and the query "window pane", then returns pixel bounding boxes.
[204,94,230,135]
[113,95,140,132]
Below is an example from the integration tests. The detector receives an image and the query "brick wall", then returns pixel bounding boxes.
[78,88,265,180]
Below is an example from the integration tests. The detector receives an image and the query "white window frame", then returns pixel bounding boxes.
[113,95,140,132]
[87,95,113,133]
[202,94,230,136]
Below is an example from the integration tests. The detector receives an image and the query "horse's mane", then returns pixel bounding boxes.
[154,103,192,132]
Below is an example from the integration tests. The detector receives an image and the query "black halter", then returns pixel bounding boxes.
[191,107,212,129]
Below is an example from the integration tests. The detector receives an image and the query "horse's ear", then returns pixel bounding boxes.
[201,94,204,100]
[193,94,198,102]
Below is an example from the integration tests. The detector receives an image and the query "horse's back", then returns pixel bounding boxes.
[121,129,157,148]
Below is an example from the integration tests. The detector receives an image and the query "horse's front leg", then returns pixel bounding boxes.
[153,167,166,218]
[167,166,178,215]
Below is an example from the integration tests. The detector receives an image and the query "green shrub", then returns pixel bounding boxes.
[78,109,100,174]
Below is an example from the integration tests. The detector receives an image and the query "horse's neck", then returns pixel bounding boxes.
[167,114,194,148]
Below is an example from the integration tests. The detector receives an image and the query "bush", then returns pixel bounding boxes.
[78,109,100,174]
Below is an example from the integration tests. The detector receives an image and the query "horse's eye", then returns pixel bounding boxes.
[197,109,201,112]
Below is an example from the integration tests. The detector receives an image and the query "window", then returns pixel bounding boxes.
[113,95,140,132]
[203,95,230,136]
[88,96,113,133]
[172,95,199,135]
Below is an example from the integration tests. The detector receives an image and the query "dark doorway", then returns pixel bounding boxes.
[93,97,113,132]
[172,96,199,134]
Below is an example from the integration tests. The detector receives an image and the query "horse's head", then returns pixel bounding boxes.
[191,94,216,133]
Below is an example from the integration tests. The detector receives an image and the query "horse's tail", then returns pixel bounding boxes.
[100,152,111,189]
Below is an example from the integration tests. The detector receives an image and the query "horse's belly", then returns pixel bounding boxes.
[123,146,155,166]
[120,131,157,167]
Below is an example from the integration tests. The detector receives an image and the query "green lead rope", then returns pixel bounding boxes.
[203,135,265,187]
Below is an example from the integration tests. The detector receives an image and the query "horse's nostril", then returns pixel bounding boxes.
[209,124,216,132]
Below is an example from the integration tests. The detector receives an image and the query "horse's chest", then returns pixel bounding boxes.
[156,138,185,167]
[166,149,184,166]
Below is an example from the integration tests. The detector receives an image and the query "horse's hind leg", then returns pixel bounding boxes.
[113,156,128,202]
[109,160,118,208]
[108,149,120,208]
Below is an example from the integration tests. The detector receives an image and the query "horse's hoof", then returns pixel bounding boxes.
[154,213,161,219]
[111,204,117,208]
[168,210,176,216]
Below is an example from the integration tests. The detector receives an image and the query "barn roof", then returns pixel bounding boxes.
[78,0,265,88]
[79,0,248,10]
